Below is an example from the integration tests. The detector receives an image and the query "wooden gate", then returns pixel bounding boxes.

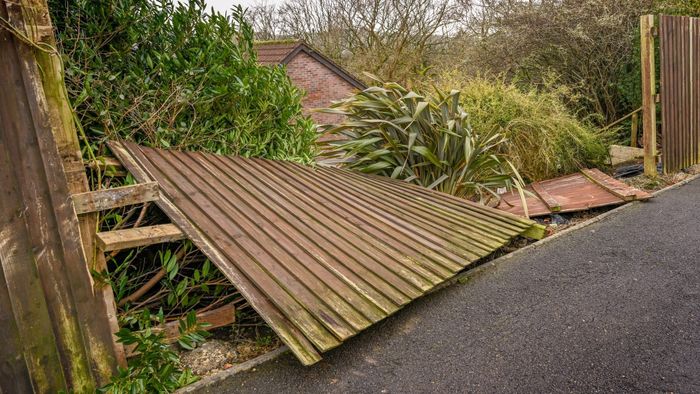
[642,14,700,174]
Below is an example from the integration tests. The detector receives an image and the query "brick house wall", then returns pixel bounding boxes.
[285,51,357,126]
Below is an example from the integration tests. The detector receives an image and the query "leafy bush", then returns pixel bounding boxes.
[320,77,525,202]
[434,74,610,181]
[100,310,209,393]
[50,0,315,161]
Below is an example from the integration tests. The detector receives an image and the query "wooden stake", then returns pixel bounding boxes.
[631,112,639,147]
[641,15,658,176]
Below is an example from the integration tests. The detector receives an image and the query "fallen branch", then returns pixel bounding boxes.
[117,243,186,307]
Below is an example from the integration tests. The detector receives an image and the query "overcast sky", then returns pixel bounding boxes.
[205,0,281,13]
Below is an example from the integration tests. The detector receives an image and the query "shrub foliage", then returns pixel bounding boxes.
[50,0,315,161]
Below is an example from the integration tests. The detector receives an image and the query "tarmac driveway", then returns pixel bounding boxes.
[199,178,700,393]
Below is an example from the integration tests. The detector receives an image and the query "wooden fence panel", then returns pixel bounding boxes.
[0,0,119,391]
[660,15,700,173]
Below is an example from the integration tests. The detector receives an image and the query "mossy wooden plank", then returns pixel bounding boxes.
[0,2,73,389]
[0,260,34,393]
[0,0,119,389]
[11,0,121,384]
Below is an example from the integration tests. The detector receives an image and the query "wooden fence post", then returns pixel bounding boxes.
[0,0,120,390]
[641,15,658,176]
[19,0,123,380]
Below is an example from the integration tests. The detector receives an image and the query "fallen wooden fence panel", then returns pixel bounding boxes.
[109,141,545,365]
[497,169,652,217]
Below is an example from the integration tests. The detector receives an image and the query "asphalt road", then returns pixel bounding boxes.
[203,178,700,393]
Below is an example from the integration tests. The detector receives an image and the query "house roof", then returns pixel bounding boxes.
[254,40,366,90]
[109,140,544,366]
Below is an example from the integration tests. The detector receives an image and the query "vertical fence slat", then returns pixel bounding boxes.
[0,261,33,394]
[659,15,700,173]
[0,3,68,390]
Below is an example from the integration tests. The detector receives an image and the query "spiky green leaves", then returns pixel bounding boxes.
[320,75,525,203]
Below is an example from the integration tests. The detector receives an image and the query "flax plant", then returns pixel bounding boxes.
[320,76,526,206]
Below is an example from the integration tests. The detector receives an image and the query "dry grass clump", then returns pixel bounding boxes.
[434,74,611,181]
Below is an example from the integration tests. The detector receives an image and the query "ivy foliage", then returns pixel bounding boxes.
[49,0,316,161]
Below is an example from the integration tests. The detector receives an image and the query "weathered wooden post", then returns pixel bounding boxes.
[0,0,119,391]
[631,112,639,147]
[640,15,658,176]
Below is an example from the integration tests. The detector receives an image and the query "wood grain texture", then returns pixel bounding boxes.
[641,15,658,176]
[96,223,185,251]
[497,170,651,218]
[94,250,127,367]
[531,182,561,211]
[581,169,652,201]
[21,0,120,382]
[660,15,700,173]
[108,141,324,366]
[72,182,159,214]
[1,1,90,389]
[0,0,119,389]
[0,133,52,392]
[109,140,543,366]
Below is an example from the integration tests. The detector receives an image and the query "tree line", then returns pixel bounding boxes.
[248,0,700,125]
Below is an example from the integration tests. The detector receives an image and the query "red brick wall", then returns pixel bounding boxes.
[285,52,357,127]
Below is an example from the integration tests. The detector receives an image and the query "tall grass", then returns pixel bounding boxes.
[434,74,610,181]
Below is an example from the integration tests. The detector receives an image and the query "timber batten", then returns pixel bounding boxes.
[72,182,160,214]
[109,141,544,365]
[97,224,185,251]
